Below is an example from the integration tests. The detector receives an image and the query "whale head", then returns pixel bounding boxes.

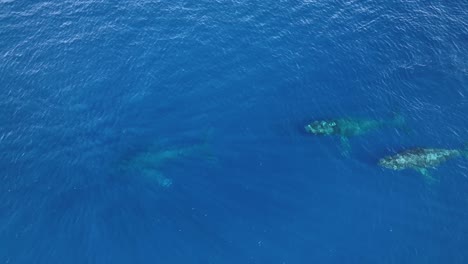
[378,155,406,170]
[305,120,337,135]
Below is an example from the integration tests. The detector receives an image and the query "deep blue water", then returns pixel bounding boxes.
[1,0,468,263]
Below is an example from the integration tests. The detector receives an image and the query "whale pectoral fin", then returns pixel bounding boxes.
[416,168,438,185]
[340,136,351,157]
[142,169,173,188]
[156,175,173,188]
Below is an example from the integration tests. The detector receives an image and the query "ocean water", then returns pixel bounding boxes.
[1,0,467,263]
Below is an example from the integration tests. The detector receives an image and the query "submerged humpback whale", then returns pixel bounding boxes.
[304,115,405,154]
[379,147,468,182]
[121,143,214,188]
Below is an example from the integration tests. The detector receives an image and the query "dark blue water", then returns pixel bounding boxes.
[1,0,468,263]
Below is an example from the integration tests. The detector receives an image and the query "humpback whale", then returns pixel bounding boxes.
[304,115,405,154]
[379,147,467,182]
[121,143,213,188]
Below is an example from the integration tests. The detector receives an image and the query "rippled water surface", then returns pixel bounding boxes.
[1,0,468,263]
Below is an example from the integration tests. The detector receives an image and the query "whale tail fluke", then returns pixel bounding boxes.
[388,112,414,135]
[461,142,468,158]
[390,113,405,127]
